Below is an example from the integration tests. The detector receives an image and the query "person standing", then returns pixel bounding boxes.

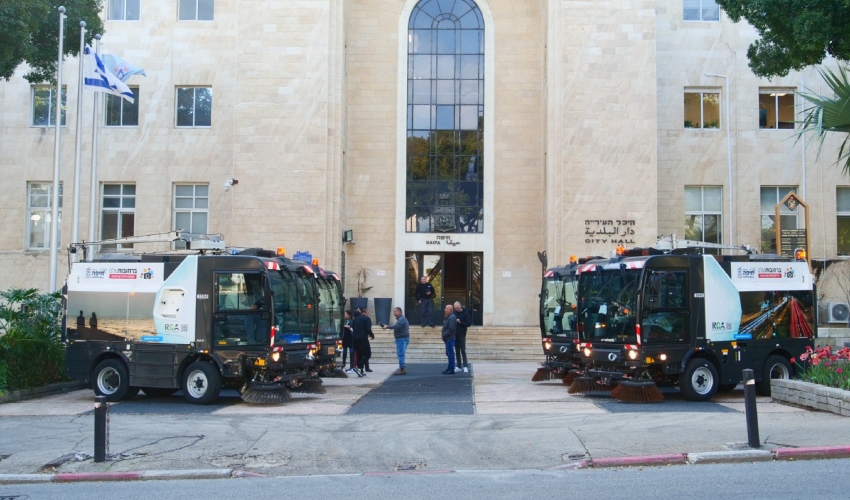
[381,307,410,375]
[441,304,457,375]
[415,276,436,328]
[453,301,471,373]
[359,307,374,372]
[351,308,373,377]
[342,310,355,373]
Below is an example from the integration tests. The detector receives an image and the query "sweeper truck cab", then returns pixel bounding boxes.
[312,262,345,376]
[572,240,815,402]
[64,234,326,404]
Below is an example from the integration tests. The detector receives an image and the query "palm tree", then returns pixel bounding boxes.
[798,63,850,175]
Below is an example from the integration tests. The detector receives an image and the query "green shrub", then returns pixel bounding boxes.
[0,288,67,395]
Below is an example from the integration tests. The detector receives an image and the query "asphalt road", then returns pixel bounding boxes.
[2,459,847,499]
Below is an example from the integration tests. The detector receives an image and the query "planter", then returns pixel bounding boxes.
[771,379,850,417]
[373,298,392,325]
[349,297,368,311]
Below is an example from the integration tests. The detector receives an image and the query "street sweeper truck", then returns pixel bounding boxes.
[569,239,815,402]
[63,233,327,404]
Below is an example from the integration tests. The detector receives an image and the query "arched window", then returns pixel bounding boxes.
[406,0,484,233]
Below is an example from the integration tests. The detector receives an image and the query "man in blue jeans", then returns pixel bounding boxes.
[380,307,410,375]
[441,304,457,375]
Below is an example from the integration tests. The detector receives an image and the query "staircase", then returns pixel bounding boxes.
[366,326,541,363]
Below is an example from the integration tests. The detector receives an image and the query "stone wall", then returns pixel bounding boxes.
[771,379,850,417]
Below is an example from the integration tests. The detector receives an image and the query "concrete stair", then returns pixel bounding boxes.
[366,326,541,363]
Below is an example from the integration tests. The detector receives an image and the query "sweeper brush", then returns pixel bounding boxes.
[326,368,349,378]
[532,366,557,382]
[610,379,664,403]
[241,387,292,404]
[567,376,597,394]
[291,379,327,394]
[561,371,576,386]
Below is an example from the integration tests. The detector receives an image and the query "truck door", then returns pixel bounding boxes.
[212,271,270,348]
[641,269,689,344]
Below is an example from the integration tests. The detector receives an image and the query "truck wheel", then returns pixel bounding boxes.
[756,355,792,396]
[182,361,221,405]
[93,359,130,402]
[679,358,718,402]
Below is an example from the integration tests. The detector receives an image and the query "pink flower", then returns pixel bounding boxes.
[812,358,820,366]
[825,363,831,368]
[800,353,809,361]
[837,368,844,374]
[790,357,796,364]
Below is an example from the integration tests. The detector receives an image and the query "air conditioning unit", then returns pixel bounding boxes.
[827,302,850,324]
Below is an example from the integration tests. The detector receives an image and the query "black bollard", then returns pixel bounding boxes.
[94,395,108,462]
[742,369,760,448]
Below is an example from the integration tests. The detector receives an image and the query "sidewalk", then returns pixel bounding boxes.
[0,362,847,482]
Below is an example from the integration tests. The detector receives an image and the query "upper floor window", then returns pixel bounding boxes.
[684,186,722,250]
[760,186,797,253]
[405,0,485,233]
[684,89,720,129]
[176,87,212,127]
[101,184,136,250]
[32,86,66,127]
[179,0,213,21]
[758,89,795,130]
[108,0,140,20]
[684,0,719,21]
[27,182,63,250]
[838,188,850,256]
[105,86,139,126]
[174,184,209,234]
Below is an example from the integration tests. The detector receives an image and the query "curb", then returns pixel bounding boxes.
[586,446,850,469]
[0,381,86,405]
[0,469,234,485]
[774,445,850,461]
[589,454,685,468]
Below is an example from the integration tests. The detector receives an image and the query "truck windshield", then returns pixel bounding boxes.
[270,270,317,344]
[316,278,342,341]
[578,268,640,344]
[540,274,578,339]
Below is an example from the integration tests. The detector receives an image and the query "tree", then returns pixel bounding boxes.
[716,0,850,78]
[797,63,850,174]
[0,0,105,83]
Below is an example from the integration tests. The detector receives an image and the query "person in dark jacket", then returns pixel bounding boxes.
[441,304,457,374]
[415,276,436,327]
[351,308,373,377]
[453,301,471,373]
[342,310,355,373]
[381,307,410,375]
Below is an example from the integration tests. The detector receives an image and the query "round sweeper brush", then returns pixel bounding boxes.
[567,376,597,394]
[561,371,576,386]
[325,368,349,378]
[532,367,557,382]
[241,386,292,404]
[290,379,327,394]
[610,379,664,403]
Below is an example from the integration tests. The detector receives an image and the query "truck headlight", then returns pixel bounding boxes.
[271,352,281,362]
[583,347,592,357]
[628,350,638,360]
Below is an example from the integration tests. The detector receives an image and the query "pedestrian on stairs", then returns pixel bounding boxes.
[441,305,457,375]
[415,275,436,327]
[381,307,410,375]
[453,301,471,373]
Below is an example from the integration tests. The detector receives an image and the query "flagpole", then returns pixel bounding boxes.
[49,6,66,292]
[71,21,86,263]
[87,34,101,261]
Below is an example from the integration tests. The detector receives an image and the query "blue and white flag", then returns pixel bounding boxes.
[83,45,134,103]
[101,53,146,83]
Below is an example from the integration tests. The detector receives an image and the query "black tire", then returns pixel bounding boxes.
[181,361,222,405]
[757,355,792,396]
[92,359,130,402]
[142,387,178,398]
[718,383,738,393]
[679,358,719,402]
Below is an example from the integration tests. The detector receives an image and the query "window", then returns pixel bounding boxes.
[213,272,267,346]
[27,182,63,250]
[101,184,135,250]
[838,188,850,256]
[760,186,797,253]
[32,86,66,127]
[684,90,720,129]
[105,87,139,126]
[405,0,485,233]
[642,270,689,343]
[759,89,795,129]
[178,0,213,21]
[108,0,140,20]
[175,87,212,127]
[684,0,719,21]
[684,186,722,248]
[174,184,209,234]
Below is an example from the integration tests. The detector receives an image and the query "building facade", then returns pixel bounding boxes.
[0,0,846,327]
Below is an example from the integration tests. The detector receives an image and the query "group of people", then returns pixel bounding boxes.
[339,295,472,376]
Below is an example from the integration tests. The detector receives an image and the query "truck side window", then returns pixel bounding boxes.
[642,270,688,343]
[213,272,267,346]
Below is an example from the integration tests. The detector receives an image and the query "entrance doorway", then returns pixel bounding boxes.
[405,252,483,326]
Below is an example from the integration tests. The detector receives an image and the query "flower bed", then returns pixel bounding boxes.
[770,346,850,417]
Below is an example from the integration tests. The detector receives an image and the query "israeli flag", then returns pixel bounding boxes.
[101,53,147,83]
[83,45,134,103]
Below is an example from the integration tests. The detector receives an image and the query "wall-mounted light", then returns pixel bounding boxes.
[342,229,354,244]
